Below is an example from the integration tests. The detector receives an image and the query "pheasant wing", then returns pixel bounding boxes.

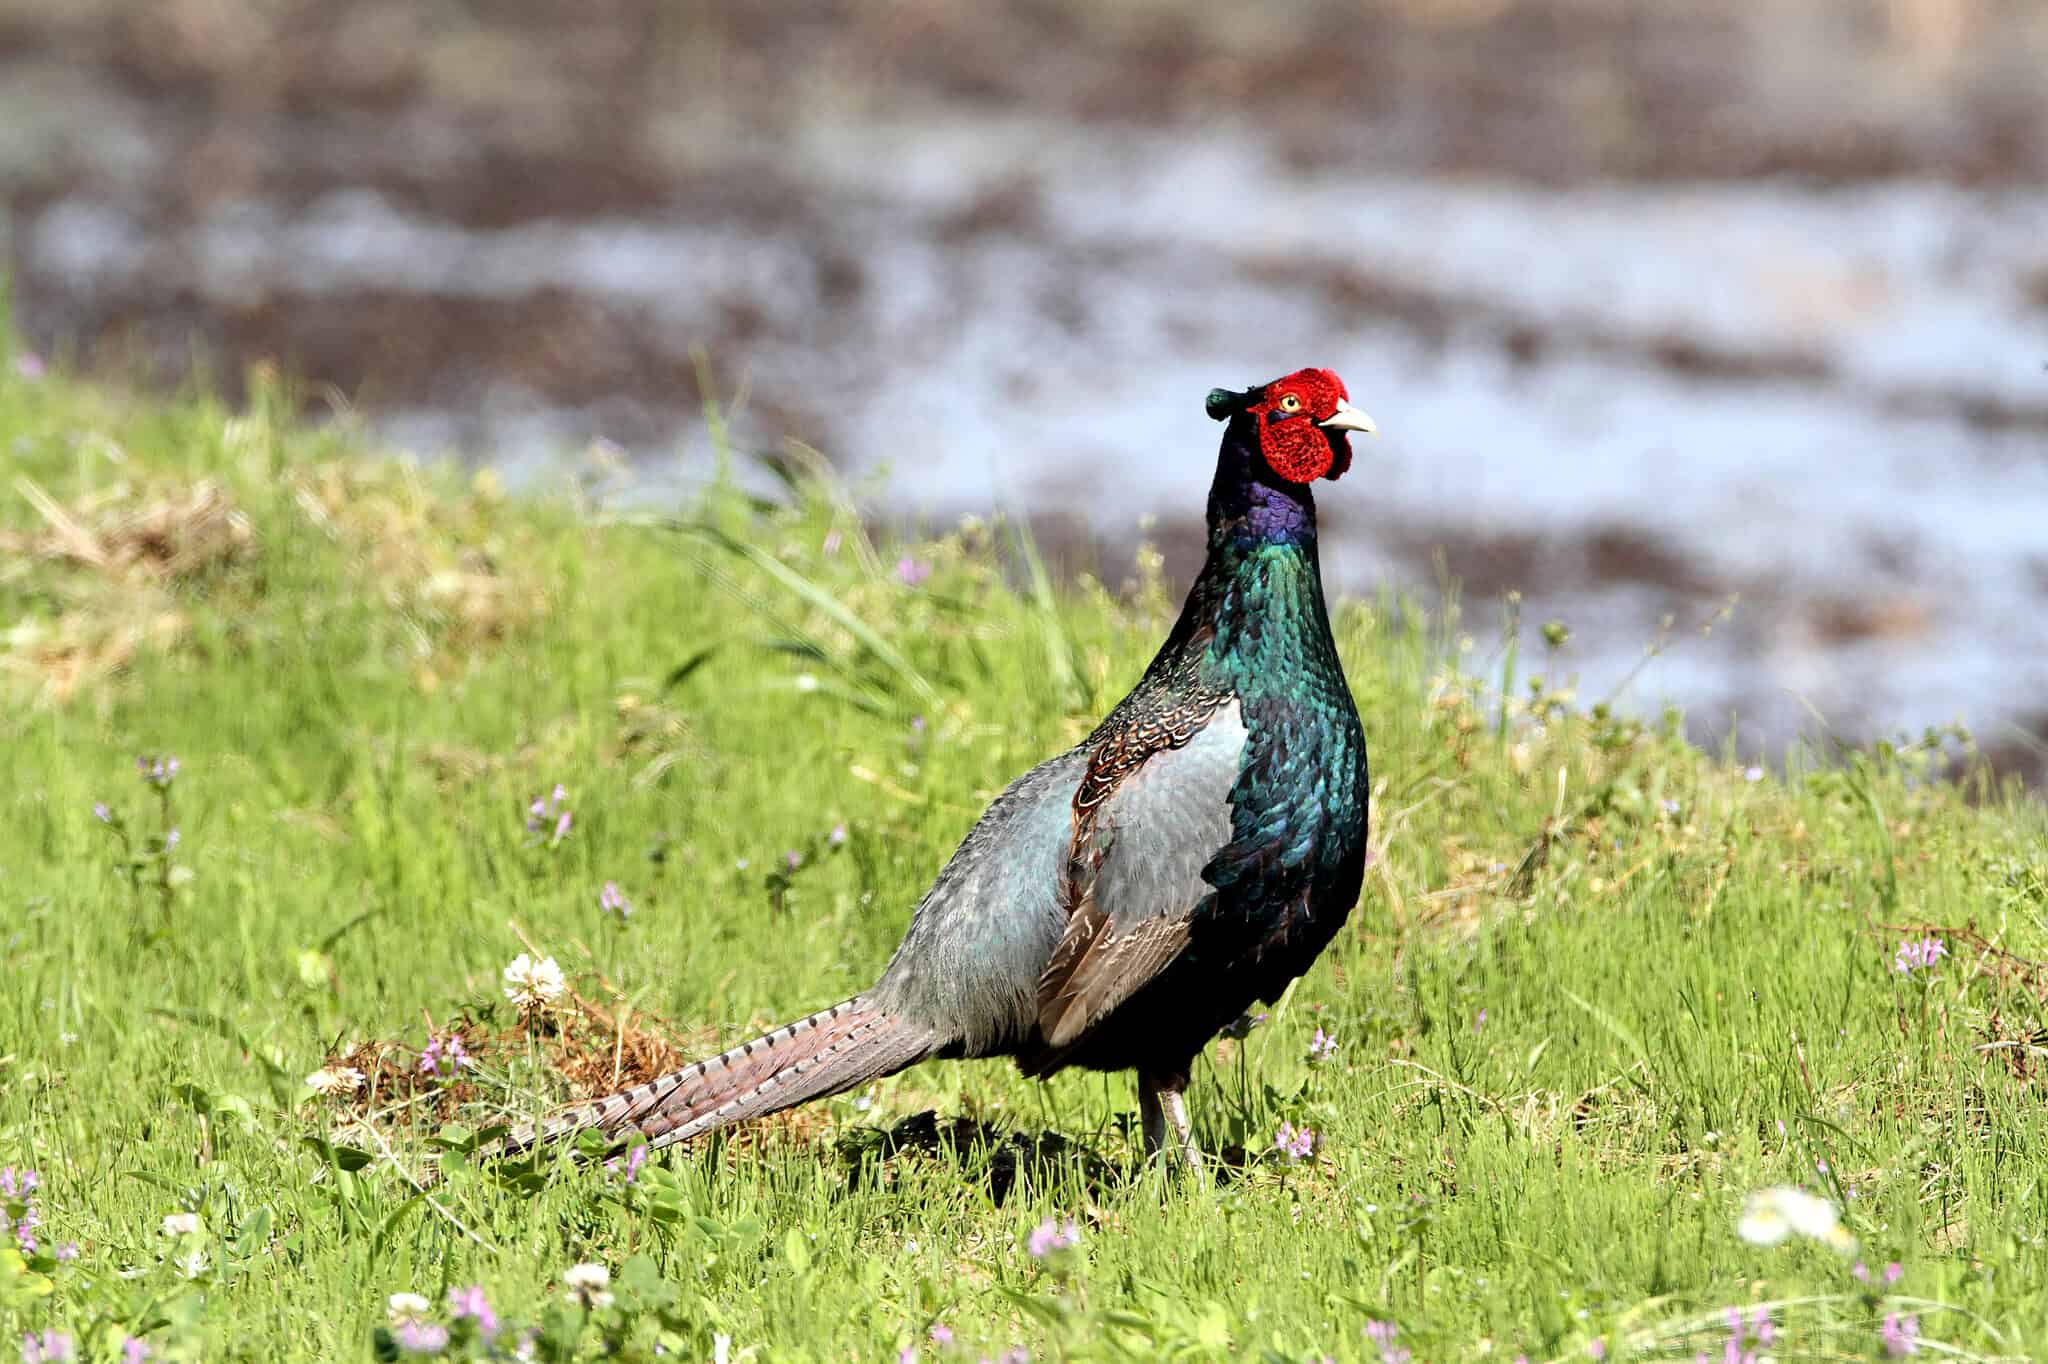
[1036,700,1246,1049]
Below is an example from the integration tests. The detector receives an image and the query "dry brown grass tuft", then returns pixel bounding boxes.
[336,1024,489,1125]
[547,1001,701,1101]
[4,476,255,583]
[0,476,258,700]
[293,459,548,662]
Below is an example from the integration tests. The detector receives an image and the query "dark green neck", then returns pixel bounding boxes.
[1135,419,1336,697]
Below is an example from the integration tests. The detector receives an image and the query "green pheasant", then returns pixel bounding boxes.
[509,368,1376,1168]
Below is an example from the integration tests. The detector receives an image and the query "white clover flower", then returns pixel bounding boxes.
[306,1065,366,1096]
[387,1291,433,1326]
[1738,1186,1856,1254]
[503,954,568,1012]
[562,1261,613,1309]
[161,1212,202,1237]
[175,1249,210,1279]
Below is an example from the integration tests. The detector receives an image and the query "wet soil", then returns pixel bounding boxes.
[2,0,2045,781]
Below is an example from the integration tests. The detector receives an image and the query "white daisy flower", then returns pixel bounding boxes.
[503,953,568,1011]
[161,1212,202,1237]
[562,1261,613,1310]
[1738,1185,1856,1253]
[306,1065,366,1096]
[387,1291,432,1326]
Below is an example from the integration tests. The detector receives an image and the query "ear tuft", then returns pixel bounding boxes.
[1206,386,1255,421]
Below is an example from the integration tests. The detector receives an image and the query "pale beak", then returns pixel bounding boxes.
[1318,400,1377,436]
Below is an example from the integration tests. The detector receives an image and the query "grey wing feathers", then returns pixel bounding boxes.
[868,747,1090,1055]
[1036,701,1246,1046]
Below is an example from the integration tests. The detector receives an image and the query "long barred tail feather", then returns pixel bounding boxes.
[496,995,933,1157]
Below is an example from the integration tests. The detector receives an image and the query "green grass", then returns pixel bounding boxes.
[2,354,2046,1363]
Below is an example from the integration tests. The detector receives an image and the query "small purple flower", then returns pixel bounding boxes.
[1744,765,1764,782]
[1475,1008,1488,1031]
[15,353,45,381]
[1894,936,1947,975]
[909,715,927,734]
[1853,1260,1870,1282]
[1363,1321,1411,1364]
[394,1321,450,1355]
[898,1349,915,1364]
[20,1331,72,1363]
[1712,1305,1767,1363]
[1025,1217,1079,1258]
[54,1242,78,1262]
[6,1177,43,1255]
[930,1325,953,1346]
[1307,1028,1337,1062]
[605,1143,649,1185]
[784,850,802,872]
[1659,798,1681,816]
[447,1285,498,1340]
[1880,1312,1919,1356]
[1587,1339,1605,1362]
[829,823,847,846]
[896,556,932,587]
[528,785,572,841]
[599,881,633,920]
[121,1340,150,1364]
[1884,1261,1904,1284]
[164,829,180,852]
[93,802,111,823]
[1275,1121,1317,1161]
[137,756,178,788]
[419,1033,472,1080]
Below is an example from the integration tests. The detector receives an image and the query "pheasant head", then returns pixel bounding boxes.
[1206,368,1376,484]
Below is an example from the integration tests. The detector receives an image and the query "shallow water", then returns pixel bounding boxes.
[9,85,2048,774]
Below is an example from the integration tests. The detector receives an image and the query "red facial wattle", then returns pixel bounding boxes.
[1247,368,1360,484]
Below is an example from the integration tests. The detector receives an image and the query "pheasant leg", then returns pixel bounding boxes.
[1161,1082,1204,1173]
[1138,1069,1202,1172]
[1138,1072,1167,1160]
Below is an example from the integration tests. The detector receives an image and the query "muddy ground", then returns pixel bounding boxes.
[3,0,2045,781]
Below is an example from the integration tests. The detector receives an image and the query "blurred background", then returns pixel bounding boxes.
[2,0,2045,778]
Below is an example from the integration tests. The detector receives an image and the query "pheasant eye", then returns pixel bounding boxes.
[1279,394,1302,413]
